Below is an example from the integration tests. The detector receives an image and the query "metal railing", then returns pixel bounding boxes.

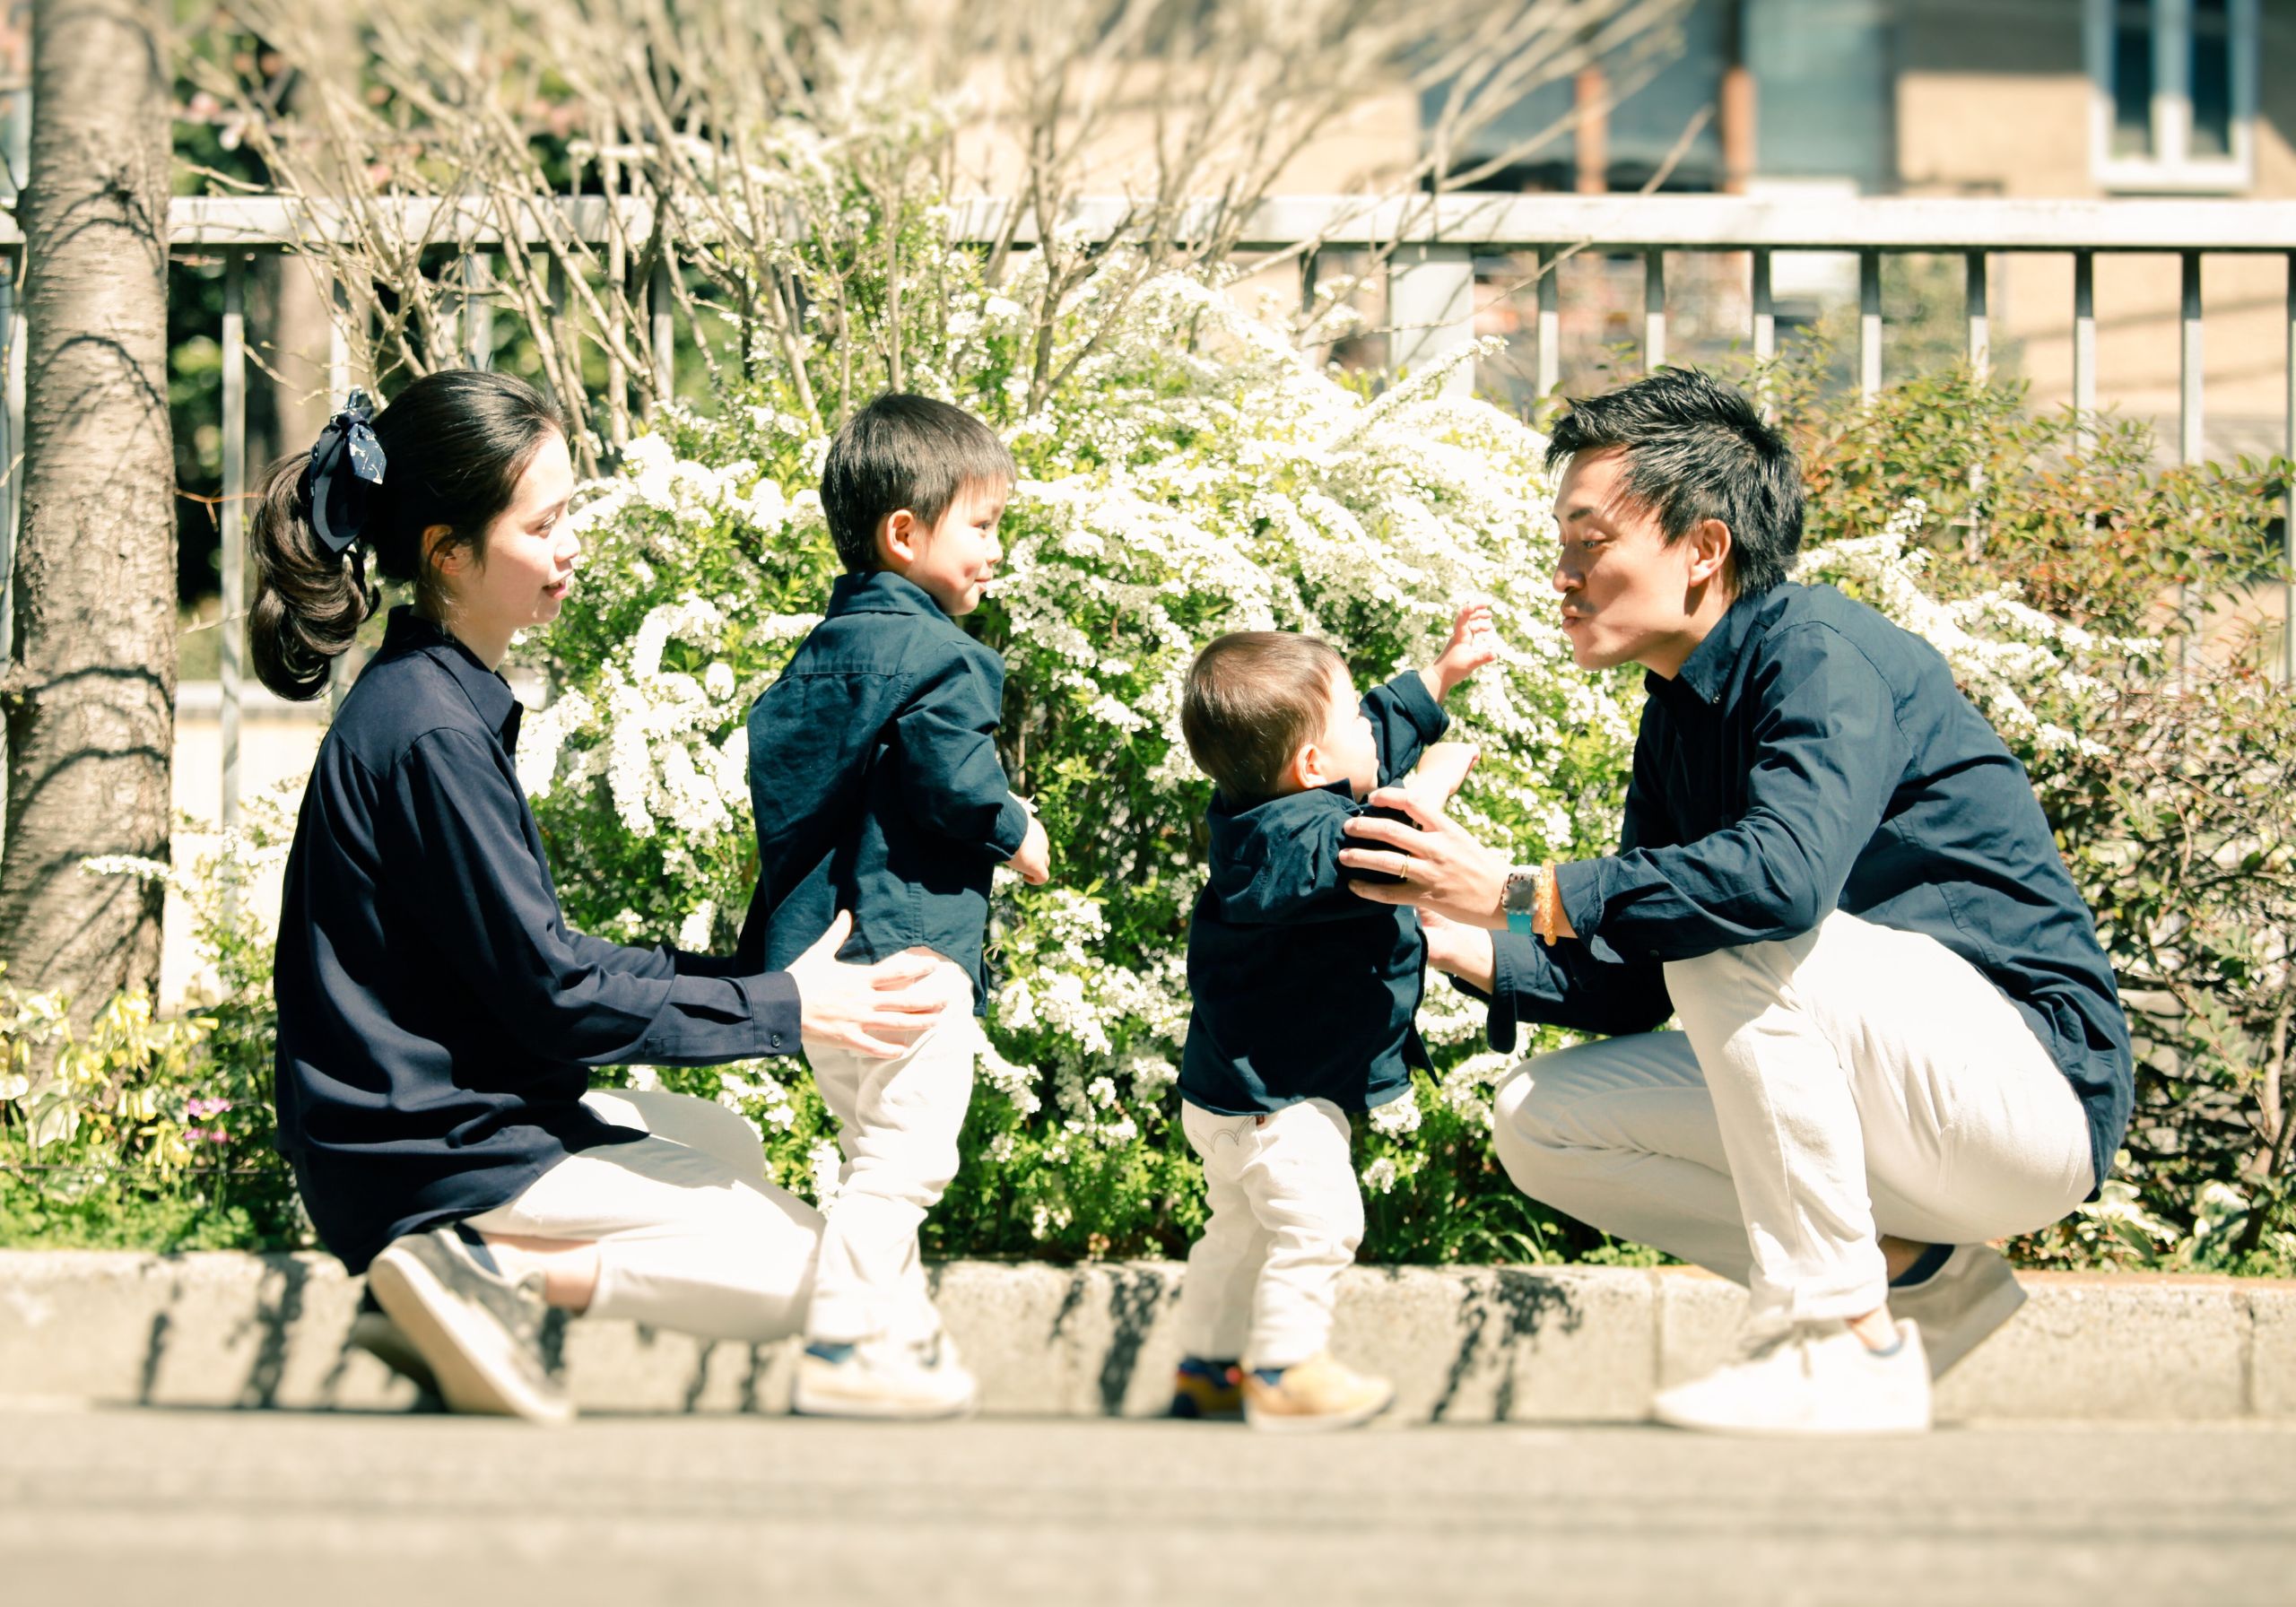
[0,191,2289,831]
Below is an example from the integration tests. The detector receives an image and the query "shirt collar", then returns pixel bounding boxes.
[1645,585,1785,711]
[378,605,524,751]
[825,569,954,623]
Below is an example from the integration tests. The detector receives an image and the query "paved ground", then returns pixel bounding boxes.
[3,1408,2292,1606]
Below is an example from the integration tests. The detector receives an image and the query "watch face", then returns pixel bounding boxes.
[1503,868,1540,913]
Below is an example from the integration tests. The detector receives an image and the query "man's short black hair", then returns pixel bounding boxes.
[1544,368,1804,595]
[821,393,1016,573]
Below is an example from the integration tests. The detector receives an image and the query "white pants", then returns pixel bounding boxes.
[1492,911,2096,1327]
[1171,1097,1365,1369]
[463,1088,824,1342]
[801,958,978,1344]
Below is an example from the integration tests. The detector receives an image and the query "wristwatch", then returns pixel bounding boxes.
[1501,864,1543,939]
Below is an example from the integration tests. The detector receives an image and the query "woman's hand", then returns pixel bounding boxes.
[785,911,955,1058]
[1420,909,1498,994]
[1338,787,1511,928]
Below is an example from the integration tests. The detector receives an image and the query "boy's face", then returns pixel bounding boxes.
[881,477,1008,616]
[1300,662,1380,800]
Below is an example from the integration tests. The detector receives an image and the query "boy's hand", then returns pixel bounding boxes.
[1420,601,1499,701]
[1008,814,1052,885]
[1420,909,1497,994]
[1405,742,1480,804]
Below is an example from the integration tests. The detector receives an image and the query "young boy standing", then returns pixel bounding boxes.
[1170,605,1495,1430]
[742,394,1050,1419]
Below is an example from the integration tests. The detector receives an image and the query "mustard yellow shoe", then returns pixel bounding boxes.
[1242,1352,1395,1433]
[1169,1356,1244,1420]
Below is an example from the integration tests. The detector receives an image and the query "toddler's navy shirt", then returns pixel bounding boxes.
[738,570,1029,1013]
[272,607,802,1274]
[1180,673,1449,1116]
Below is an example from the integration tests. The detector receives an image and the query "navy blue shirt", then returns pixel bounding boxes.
[1181,673,1449,1116]
[1460,582,2132,1195]
[738,570,1030,1012]
[273,608,802,1273]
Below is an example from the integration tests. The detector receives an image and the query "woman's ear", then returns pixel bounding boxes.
[422,523,465,578]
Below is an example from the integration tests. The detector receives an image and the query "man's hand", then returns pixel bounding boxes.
[1420,908,1497,994]
[1337,786,1511,928]
[1008,813,1051,885]
[1420,600,1499,701]
[786,911,954,1058]
[1405,742,1480,804]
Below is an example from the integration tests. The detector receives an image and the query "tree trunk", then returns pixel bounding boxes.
[0,0,176,1027]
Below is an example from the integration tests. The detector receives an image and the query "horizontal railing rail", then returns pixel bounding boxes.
[0,191,2286,838]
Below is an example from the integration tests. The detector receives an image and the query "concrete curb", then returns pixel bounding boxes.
[1,1251,2288,1421]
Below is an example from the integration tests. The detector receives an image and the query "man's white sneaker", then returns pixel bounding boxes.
[1885,1244,2028,1379]
[791,1332,978,1420]
[1652,1318,1931,1437]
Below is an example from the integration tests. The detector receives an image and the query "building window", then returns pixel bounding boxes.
[2089,0,2257,191]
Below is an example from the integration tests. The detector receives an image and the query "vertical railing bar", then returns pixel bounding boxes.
[648,256,674,416]
[221,254,247,840]
[603,109,629,447]
[1299,248,1319,317]
[326,275,354,715]
[464,250,494,370]
[2180,250,2204,673]
[1751,247,1775,418]
[1644,247,1665,372]
[1535,247,1560,400]
[1386,242,1475,402]
[1858,248,1882,401]
[2073,250,2097,455]
[1966,250,1989,382]
[2284,250,2293,691]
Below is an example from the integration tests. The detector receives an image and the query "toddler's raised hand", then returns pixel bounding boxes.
[1423,600,1499,700]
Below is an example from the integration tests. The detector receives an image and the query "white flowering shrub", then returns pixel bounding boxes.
[512,191,2139,1262]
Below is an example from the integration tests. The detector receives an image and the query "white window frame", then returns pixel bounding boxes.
[2086,0,2257,193]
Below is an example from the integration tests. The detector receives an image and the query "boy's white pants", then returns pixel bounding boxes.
[1172,1097,1364,1369]
[464,1087,822,1342]
[1492,910,2097,1327]
[801,957,978,1344]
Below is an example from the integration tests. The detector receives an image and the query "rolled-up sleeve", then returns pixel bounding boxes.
[1556,625,1909,964]
[395,728,801,1065]
[1365,673,1450,786]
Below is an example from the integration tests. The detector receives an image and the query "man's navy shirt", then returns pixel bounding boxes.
[1460,581,2132,1195]
[273,608,802,1273]
[738,570,1030,1012]
[1181,673,1449,1116]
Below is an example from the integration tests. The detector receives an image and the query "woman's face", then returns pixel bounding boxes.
[434,430,578,662]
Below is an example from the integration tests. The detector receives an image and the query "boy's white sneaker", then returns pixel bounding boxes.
[1885,1244,2028,1379]
[1652,1317,1931,1437]
[791,1332,978,1420]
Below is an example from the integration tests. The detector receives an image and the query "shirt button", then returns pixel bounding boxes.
[770,1034,785,1050]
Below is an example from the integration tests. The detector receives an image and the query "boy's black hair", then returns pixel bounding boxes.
[821,393,1017,573]
[1544,368,1805,595]
[1181,631,1347,804]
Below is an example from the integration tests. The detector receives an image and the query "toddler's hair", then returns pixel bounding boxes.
[822,393,1016,573]
[1181,631,1346,803]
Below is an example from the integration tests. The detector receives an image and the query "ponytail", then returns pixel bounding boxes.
[246,370,565,701]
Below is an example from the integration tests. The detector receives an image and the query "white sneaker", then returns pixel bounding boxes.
[1652,1318,1931,1437]
[366,1225,571,1425]
[1886,1244,2028,1379]
[791,1332,978,1420]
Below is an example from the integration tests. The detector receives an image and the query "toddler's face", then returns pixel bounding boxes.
[1309,663,1380,800]
[893,478,1007,616]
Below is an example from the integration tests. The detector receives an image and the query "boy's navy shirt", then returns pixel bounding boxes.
[1456,580,2133,1198]
[1181,673,1449,1116]
[272,607,802,1274]
[739,569,1029,1012]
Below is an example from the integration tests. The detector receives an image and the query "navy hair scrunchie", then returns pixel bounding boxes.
[300,388,387,556]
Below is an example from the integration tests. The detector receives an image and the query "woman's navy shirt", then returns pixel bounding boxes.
[273,608,802,1273]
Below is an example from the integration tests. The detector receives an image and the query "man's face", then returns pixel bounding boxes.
[1551,448,1724,676]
